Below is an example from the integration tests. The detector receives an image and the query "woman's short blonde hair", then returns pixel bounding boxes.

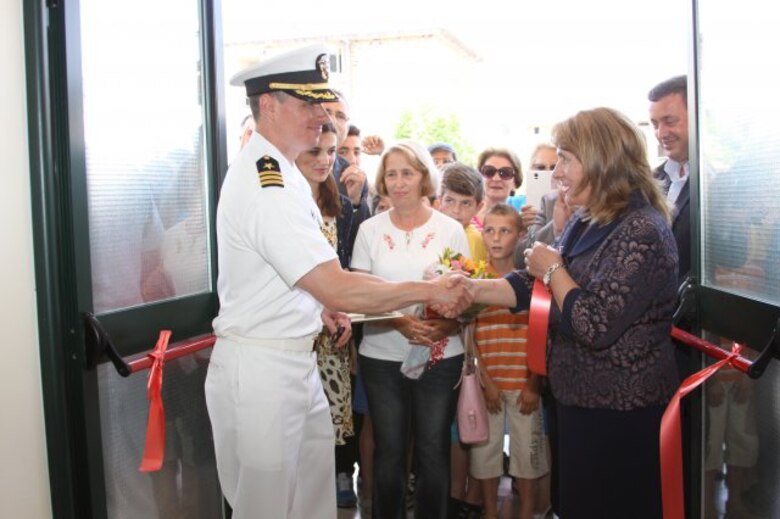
[375,140,437,199]
[476,147,523,189]
[528,142,557,167]
[552,107,670,224]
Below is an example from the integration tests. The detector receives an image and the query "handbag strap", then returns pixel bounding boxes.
[454,321,482,389]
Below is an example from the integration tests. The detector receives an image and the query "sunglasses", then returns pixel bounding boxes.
[531,163,557,171]
[480,166,516,180]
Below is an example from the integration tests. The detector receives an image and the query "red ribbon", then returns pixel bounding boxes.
[660,341,742,519]
[527,278,552,375]
[139,330,172,472]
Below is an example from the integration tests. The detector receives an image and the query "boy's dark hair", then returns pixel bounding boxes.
[439,162,484,203]
[347,124,360,137]
[484,202,524,231]
[648,75,688,106]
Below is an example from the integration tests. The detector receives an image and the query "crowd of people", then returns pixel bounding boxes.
[205,43,707,519]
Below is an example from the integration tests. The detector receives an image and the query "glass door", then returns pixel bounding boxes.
[30,0,227,516]
[693,1,780,517]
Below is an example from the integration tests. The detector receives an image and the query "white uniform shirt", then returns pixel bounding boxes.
[351,210,470,361]
[212,132,338,339]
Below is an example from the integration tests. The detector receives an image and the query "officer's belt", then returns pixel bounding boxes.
[218,333,318,352]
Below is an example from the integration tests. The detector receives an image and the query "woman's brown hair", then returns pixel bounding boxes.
[315,123,342,218]
[552,107,670,224]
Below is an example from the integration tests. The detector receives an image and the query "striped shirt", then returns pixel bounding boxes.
[474,305,530,391]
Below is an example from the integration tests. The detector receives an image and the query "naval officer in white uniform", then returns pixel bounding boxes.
[205,44,471,519]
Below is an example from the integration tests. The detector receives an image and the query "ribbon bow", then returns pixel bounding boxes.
[139,330,172,472]
[660,340,743,519]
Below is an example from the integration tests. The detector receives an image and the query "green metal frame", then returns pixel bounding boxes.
[685,2,704,517]
[24,0,101,516]
[689,4,780,355]
[688,0,780,516]
[24,0,226,516]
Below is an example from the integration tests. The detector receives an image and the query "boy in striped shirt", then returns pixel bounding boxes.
[471,203,549,519]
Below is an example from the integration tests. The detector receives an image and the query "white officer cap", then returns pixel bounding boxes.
[230,44,338,103]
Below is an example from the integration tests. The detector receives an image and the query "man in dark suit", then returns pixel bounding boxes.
[649,75,691,285]
[648,75,698,519]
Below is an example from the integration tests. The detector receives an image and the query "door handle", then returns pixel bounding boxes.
[82,312,131,377]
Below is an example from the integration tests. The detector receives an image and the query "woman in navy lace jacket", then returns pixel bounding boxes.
[459,107,679,519]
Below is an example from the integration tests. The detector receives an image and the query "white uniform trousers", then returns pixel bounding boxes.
[205,337,336,518]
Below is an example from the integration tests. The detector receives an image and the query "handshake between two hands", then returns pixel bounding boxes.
[429,272,476,319]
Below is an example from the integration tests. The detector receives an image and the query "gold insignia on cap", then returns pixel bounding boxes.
[256,155,284,189]
[293,89,338,101]
[316,53,330,81]
[268,81,330,90]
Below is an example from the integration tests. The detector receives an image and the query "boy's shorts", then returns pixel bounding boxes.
[470,389,549,480]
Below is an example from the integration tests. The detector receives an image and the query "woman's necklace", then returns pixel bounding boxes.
[391,207,428,248]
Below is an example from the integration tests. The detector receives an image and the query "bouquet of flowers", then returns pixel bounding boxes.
[401,248,494,379]
[425,247,494,321]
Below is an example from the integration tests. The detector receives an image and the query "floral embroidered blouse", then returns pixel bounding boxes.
[351,209,470,362]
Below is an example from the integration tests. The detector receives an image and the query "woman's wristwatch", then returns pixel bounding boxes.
[542,262,565,290]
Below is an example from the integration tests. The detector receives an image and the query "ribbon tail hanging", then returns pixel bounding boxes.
[660,342,742,519]
[139,330,172,472]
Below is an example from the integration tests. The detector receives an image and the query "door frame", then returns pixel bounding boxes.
[687,1,780,517]
[23,0,226,516]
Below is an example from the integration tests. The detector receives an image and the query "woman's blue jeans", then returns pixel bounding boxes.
[359,353,463,519]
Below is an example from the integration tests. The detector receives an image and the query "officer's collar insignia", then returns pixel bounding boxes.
[316,53,330,81]
[256,155,284,189]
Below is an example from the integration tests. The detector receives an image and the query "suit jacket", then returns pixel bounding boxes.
[514,191,559,268]
[336,195,355,269]
[334,155,371,222]
[655,162,691,284]
[505,192,680,409]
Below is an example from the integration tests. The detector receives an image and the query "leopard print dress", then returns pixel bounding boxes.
[314,216,354,445]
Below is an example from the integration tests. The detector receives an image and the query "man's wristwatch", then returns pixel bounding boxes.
[542,262,565,290]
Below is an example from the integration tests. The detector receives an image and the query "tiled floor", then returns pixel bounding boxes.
[337,475,537,519]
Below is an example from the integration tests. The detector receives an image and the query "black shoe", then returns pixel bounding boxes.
[449,497,483,519]
[336,472,357,508]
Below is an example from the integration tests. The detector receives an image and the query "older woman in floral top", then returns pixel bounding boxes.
[351,140,470,519]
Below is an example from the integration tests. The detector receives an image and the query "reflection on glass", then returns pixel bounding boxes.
[702,337,759,519]
[698,1,780,307]
[701,337,780,519]
[698,4,780,516]
[98,351,221,518]
[81,0,210,314]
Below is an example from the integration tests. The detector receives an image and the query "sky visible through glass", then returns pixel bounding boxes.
[222,0,690,163]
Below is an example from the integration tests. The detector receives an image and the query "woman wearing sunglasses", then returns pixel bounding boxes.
[472,147,524,230]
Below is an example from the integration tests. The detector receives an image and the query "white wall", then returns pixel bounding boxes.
[0,1,53,517]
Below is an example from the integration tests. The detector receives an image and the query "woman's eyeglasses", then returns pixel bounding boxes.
[531,163,557,171]
[480,166,516,180]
